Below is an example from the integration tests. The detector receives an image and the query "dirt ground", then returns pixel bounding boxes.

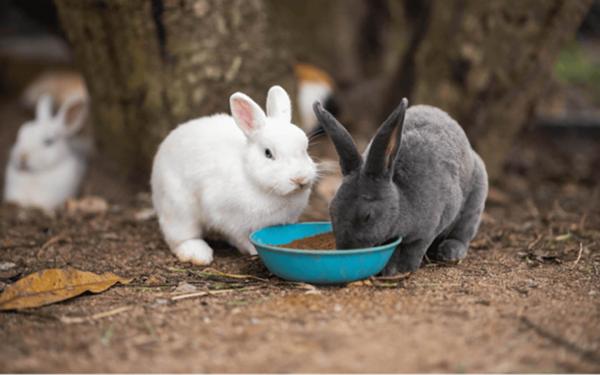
[1,96,600,372]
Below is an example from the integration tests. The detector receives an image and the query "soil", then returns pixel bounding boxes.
[1,98,600,372]
[281,232,337,250]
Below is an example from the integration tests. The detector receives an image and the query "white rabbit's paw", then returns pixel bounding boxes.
[175,240,214,265]
[232,238,257,256]
[245,244,258,256]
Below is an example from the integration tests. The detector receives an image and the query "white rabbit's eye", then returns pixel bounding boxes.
[43,138,55,147]
[265,148,274,159]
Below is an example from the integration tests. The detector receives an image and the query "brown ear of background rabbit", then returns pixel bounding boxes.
[313,98,488,275]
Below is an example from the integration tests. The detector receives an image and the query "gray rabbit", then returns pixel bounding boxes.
[313,98,488,275]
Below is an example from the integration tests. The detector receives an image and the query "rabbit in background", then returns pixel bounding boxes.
[313,98,488,275]
[3,93,90,212]
[294,63,335,132]
[151,86,318,266]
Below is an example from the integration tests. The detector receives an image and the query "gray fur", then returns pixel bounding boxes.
[313,99,488,275]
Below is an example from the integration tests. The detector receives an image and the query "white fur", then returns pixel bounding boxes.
[3,94,89,212]
[151,86,317,265]
[297,81,332,131]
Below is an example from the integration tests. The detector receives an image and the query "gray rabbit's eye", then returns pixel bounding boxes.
[265,148,274,160]
[362,212,372,222]
[43,138,55,147]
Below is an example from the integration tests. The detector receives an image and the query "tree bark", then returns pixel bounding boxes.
[382,0,592,180]
[55,0,294,182]
[275,0,591,181]
[55,0,592,182]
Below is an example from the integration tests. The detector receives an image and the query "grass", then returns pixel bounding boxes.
[554,41,600,101]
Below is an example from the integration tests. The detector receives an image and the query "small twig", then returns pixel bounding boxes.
[122,280,209,288]
[554,233,573,242]
[194,268,269,282]
[527,234,544,251]
[60,305,134,324]
[41,233,69,251]
[572,242,584,267]
[170,291,211,301]
[272,280,320,290]
[171,287,257,301]
[371,272,411,282]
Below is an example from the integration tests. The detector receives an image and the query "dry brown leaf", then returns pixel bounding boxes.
[0,267,132,310]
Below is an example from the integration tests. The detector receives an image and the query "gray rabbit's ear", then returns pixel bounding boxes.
[388,98,408,173]
[313,101,361,175]
[364,98,408,176]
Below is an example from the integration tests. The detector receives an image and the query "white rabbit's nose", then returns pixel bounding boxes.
[291,176,310,189]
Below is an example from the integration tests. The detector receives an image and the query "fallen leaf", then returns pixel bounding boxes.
[0,268,132,310]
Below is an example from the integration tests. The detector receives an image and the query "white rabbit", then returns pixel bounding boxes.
[294,63,335,132]
[151,86,317,265]
[3,94,89,212]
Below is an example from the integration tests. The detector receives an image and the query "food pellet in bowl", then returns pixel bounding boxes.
[280,232,336,250]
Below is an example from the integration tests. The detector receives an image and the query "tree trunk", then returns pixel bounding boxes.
[55,0,294,182]
[274,0,591,181]
[55,0,592,182]
[382,0,592,180]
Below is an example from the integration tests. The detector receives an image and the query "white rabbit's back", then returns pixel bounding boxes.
[4,155,85,210]
[153,114,244,180]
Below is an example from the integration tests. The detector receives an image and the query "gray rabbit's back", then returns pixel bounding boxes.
[392,105,480,238]
[394,105,475,190]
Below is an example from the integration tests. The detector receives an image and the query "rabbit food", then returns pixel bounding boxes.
[281,232,336,250]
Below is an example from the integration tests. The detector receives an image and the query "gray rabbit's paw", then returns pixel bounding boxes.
[381,258,419,276]
[381,262,399,276]
[431,239,467,263]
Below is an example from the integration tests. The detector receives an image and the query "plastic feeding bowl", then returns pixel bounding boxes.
[250,222,402,285]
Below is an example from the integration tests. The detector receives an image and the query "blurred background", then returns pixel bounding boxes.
[0,0,599,208]
[1,2,600,372]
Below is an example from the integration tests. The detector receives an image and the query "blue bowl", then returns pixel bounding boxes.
[250,222,402,285]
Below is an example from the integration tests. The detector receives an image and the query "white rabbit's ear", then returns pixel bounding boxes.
[230,92,267,137]
[35,94,54,122]
[266,85,291,122]
[56,94,88,137]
